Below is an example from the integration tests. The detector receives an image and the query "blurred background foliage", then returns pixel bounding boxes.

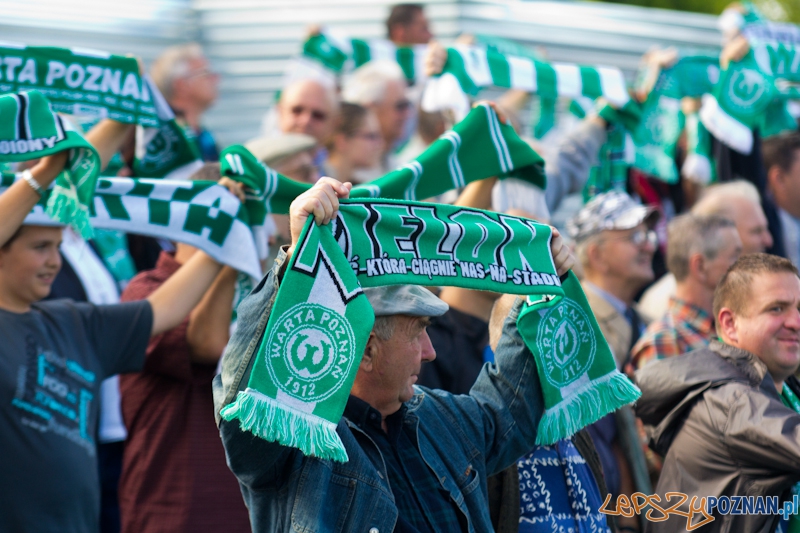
[601,0,799,23]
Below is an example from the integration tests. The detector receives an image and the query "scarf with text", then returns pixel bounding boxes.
[421,45,631,122]
[0,43,160,126]
[0,91,101,237]
[220,200,639,460]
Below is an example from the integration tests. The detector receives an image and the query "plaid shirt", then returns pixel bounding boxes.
[344,396,465,533]
[631,297,714,369]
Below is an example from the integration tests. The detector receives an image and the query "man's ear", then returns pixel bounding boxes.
[360,332,379,372]
[689,252,707,284]
[767,165,783,193]
[717,308,738,344]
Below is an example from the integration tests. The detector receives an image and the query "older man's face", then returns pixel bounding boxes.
[371,315,436,404]
[372,79,411,149]
[278,82,336,145]
[596,223,657,289]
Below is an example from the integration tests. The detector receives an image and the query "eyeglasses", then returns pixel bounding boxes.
[185,66,218,80]
[604,228,658,248]
[394,99,412,112]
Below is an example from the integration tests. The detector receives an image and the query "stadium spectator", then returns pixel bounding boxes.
[150,44,220,161]
[322,102,385,184]
[214,177,577,532]
[568,190,659,531]
[764,132,800,267]
[636,253,800,532]
[0,120,231,532]
[117,169,250,533]
[342,60,412,178]
[387,3,432,45]
[639,181,773,320]
[632,215,742,369]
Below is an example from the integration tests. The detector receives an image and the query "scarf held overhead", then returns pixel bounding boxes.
[0,43,161,126]
[220,199,640,461]
[0,91,100,237]
[422,45,631,121]
[220,103,546,220]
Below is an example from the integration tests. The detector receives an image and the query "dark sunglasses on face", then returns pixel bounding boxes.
[290,106,328,122]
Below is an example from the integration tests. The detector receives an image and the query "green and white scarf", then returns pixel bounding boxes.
[0,43,160,126]
[3,173,263,279]
[422,45,631,121]
[518,271,641,445]
[631,55,719,184]
[780,385,800,533]
[701,39,800,154]
[0,91,100,237]
[220,199,639,461]
[301,31,425,84]
[220,103,546,218]
[682,111,716,185]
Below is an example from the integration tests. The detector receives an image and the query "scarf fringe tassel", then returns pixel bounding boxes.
[220,389,349,463]
[535,370,641,445]
[46,184,93,239]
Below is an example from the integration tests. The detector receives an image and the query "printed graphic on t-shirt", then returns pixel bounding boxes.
[11,334,96,456]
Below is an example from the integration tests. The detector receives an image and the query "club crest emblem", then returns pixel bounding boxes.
[537,299,596,387]
[726,68,767,109]
[266,303,356,402]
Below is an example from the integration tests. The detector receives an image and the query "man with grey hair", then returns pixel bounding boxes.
[639,180,773,319]
[342,60,412,178]
[631,215,742,369]
[567,191,658,526]
[215,178,577,532]
[150,43,220,161]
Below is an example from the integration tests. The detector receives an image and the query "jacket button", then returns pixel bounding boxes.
[369,528,379,533]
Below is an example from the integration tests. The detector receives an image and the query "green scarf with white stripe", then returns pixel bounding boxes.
[3,172,263,279]
[302,31,424,84]
[0,91,100,237]
[682,111,716,185]
[221,103,545,223]
[701,38,800,154]
[422,45,631,122]
[220,200,640,460]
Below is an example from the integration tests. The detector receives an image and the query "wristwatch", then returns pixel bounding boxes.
[21,169,44,196]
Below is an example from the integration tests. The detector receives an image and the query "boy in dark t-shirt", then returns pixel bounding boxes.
[0,125,241,532]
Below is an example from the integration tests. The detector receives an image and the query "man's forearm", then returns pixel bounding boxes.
[84,118,134,170]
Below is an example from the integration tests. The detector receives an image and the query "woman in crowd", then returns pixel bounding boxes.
[322,102,385,184]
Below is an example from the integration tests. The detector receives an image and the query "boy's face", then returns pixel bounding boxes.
[0,226,62,310]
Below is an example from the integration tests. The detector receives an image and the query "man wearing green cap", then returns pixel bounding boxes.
[0,125,232,532]
[215,177,576,532]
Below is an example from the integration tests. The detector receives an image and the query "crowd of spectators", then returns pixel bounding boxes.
[3,2,800,533]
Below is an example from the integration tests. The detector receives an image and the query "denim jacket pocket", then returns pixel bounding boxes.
[291,465,356,533]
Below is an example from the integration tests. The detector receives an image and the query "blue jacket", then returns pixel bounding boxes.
[213,249,545,533]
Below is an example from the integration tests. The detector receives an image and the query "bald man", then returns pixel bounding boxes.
[276,79,339,148]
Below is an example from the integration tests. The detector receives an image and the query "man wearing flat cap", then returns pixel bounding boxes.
[213,178,575,532]
[567,190,660,530]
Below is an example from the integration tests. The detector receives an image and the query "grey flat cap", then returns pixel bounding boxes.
[244,133,317,167]
[566,190,659,242]
[363,285,449,318]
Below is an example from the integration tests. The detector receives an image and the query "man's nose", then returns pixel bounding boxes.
[420,330,436,363]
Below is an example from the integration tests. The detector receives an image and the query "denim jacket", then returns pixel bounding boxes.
[213,249,545,533]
